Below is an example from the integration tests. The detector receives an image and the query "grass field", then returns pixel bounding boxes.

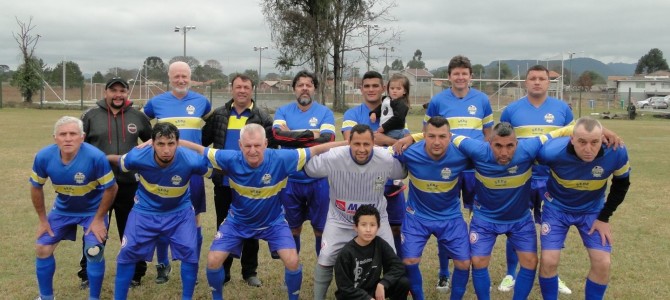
[1,107,669,299]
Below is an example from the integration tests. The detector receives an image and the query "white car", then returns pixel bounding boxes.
[637,97,667,109]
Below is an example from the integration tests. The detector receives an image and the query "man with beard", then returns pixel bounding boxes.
[77,77,152,288]
[272,70,336,257]
[143,61,211,284]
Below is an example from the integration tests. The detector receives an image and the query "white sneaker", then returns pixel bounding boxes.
[558,277,572,295]
[497,275,515,292]
[436,276,450,293]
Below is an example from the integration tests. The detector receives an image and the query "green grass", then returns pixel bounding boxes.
[1,107,669,299]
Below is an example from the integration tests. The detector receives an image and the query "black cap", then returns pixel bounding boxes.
[105,77,129,89]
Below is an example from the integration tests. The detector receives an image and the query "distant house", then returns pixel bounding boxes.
[259,80,281,92]
[400,68,434,84]
[613,70,670,102]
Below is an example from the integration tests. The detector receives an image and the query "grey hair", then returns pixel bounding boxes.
[573,117,602,133]
[240,123,266,140]
[492,122,515,138]
[168,61,192,76]
[53,116,84,136]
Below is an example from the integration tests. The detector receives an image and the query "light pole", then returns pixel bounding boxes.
[254,46,268,101]
[567,51,576,107]
[379,46,394,79]
[365,24,379,71]
[174,25,196,57]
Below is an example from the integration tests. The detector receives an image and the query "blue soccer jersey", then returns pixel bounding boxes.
[29,143,116,216]
[424,88,494,141]
[119,146,211,214]
[395,141,470,221]
[274,102,336,182]
[204,147,310,230]
[453,135,550,223]
[537,137,631,213]
[342,103,409,135]
[143,90,211,144]
[500,96,573,178]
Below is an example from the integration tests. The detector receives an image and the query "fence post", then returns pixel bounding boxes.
[0,81,3,109]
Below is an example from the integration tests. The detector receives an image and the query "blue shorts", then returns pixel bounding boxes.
[118,207,198,264]
[530,178,548,224]
[540,205,611,253]
[460,170,476,210]
[401,213,469,261]
[280,179,329,232]
[385,184,406,226]
[385,129,405,140]
[469,214,537,257]
[210,219,295,258]
[190,175,206,214]
[36,213,109,246]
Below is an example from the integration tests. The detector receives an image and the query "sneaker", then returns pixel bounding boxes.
[130,279,141,288]
[436,275,450,293]
[498,275,515,292]
[155,263,172,284]
[558,277,572,295]
[79,279,89,290]
[244,276,262,287]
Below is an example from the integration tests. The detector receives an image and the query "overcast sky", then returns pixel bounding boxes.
[2,0,668,76]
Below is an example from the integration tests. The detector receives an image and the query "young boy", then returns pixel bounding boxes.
[334,205,410,300]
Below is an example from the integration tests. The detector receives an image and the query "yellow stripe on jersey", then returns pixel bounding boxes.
[408,173,458,193]
[227,116,249,130]
[98,171,115,186]
[139,175,188,198]
[52,181,100,196]
[613,161,631,177]
[120,154,130,172]
[157,117,205,130]
[546,125,574,139]
[273,120,287,127]
[342,120,357,128]
[203,168,213,179]
[207,149,221,170]
[31,172,47,185]
[482,114,494,125]
[320,124,336,132]
[452,135,467,147]
[296,148,307,170]
[475,168,532,190]
[550,170,608,191]
[514,125,563,138]
[411,132,424,142]
[229,177,288,199]
[423,114,431,123]
[446,117,483,130]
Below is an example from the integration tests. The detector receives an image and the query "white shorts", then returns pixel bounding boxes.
[317,216,395,266]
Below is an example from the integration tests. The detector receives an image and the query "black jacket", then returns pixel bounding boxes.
[81,99,152,184]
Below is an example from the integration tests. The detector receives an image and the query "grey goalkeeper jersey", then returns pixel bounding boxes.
[305,146,407,228]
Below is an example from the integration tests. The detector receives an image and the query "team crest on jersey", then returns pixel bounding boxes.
[134,195,139,204]
[121,235,127,248]
[440,168,452,179]
[406,206,415,214]
[507,165,518,174]
[186,105,196,115]
[374,176,385,191]
[214,231,223,240]
[544,113,555,124]
[261,173,272,185]
[74,172,86,184]
[171,175,182,185]
[541,223,551,235]
[469,232,479,244]
[467,105,477,115]
[591,166,604,178]
[309,117,318,127]
[127,123,137,134]
[544,192,553,202]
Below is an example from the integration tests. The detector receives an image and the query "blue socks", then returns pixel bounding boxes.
[156,236,170,266]
[114,262,136,300]
[207,267,225,300]
[285,265,303,300]
[506,239,519,277]
[315,236,322,256]
[405,263,424,300]
[181,262,198,300]
[87,260,105,299]
[437,243,451,278]
[293,235,301,254]
[539,275,558,300]
[35,255,56,300]
[393,233,403,258]
[513,267,536,300]
[472,267,491,300]
[585,277,607,300]
[451,268,470,300]
[196,227,203,260]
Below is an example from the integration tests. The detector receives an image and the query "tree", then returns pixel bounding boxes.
[407,49,426,69]
[203,59,223,71]
[91,71,104,83]
[391,59,404,70]
[169,56,200,71]
[472,64,485,78]
[48,61,85,88]
[12,17,42,103]
[575,71,594,91]
[243,69,259,86]
[0,65,12,82]
[144,56,167,83]
[104,68,139,82]
[265,72,281,81]
[635,48,669,74]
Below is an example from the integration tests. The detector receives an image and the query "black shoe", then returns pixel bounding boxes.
[155,263,171,284]
[130,279,141,288]
[79,279,89,290]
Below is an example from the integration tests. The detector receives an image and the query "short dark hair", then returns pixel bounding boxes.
[152,122,180,141]
[425,116,450,129]
[350,124,374,141]
[230,73,255,88]
[353,205,380,225]
[526,64,550,77]
[447,55,472,76]
[292,70,319,89]
[362,71,383,83]
[491,122,515,138]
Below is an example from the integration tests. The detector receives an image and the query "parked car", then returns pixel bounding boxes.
[637,97,668,109]
[650,98,669,109]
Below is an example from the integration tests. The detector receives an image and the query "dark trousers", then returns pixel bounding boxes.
[214,183,259,280]
[374,276,410,300]
[78,182,147,281]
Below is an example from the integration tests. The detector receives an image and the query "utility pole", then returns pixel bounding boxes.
[174,26,196,57]
[379,46,394,79]
[365,24,379,71]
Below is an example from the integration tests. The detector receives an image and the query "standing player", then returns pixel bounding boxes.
[394,117,471,300]
[179,123,344,300]
[202,74,270,286]
[78,77,152,288]
[307,124,408,300]
[111,122,211,300]
[143,61,211,283]
[273,70,336,256]
[30,116,118,300]
[498,64,574,294]
[537,117,630,300]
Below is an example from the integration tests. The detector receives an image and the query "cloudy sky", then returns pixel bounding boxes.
[2,0,668,76]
